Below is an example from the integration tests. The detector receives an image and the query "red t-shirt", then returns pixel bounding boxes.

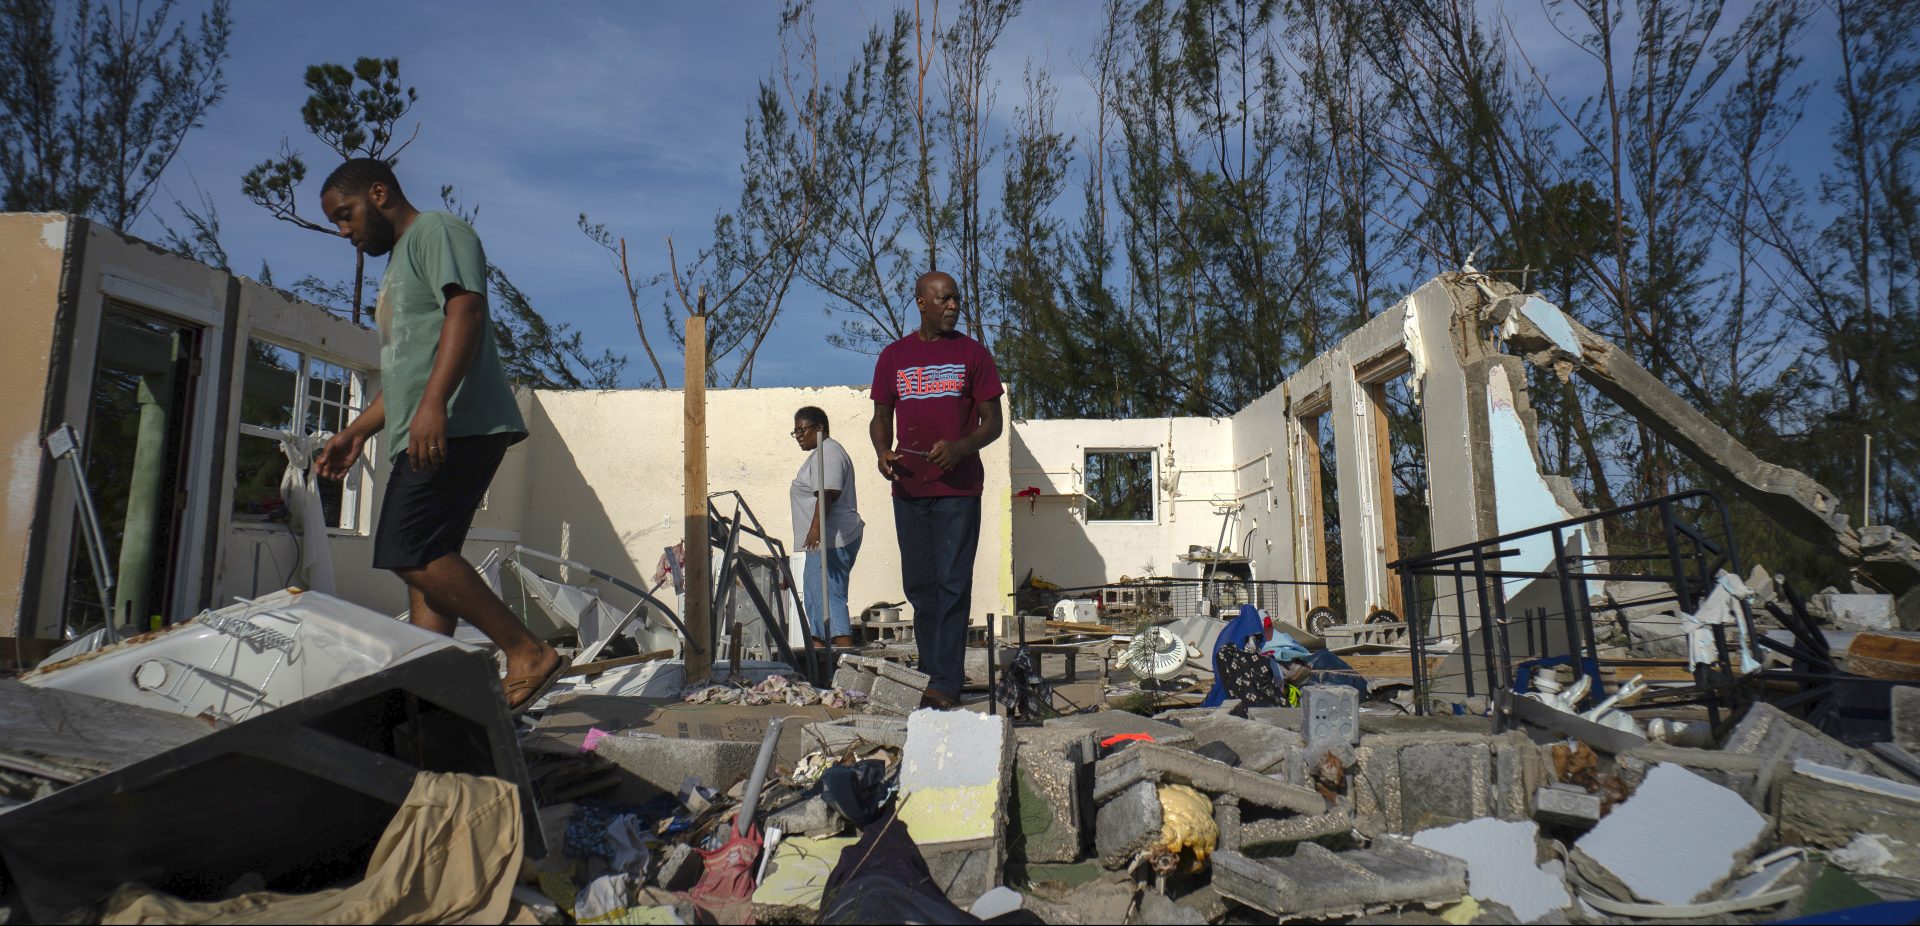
[870,331,1004,497]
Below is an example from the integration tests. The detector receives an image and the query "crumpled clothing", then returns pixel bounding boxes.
[102,772,521,925]
[683,673,831,706]
[565,798,679,862]
[574,872,640,923]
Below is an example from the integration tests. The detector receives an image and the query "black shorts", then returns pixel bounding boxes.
[371,432,515,570]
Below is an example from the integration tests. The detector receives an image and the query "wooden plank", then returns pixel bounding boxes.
[563,649,674,679]
[683,309,712,685]
[1848,630,1920,681]
[1339,653,1446,679]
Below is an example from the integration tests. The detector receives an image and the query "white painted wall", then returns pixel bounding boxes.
[515,386,1015,632]
[1008,418,1238,589]
[1230,386,1298,616]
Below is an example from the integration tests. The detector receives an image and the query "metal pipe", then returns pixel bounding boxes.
[1863,434,1872,529]
[737,716,785,837]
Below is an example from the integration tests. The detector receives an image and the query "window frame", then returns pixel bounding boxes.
[233,339,373,534]
[1082,448,1159,524]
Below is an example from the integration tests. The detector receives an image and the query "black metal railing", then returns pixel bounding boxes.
[1389,490,1759,725]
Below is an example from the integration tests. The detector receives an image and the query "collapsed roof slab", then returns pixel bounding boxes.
[1496,293,1920,628]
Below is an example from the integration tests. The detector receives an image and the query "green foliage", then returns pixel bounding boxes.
[0,0,232,230]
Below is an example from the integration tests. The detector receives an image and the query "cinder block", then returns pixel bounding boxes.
[1094,779,1162,868]
[865,674,924,716]
[1301,685,1360,745]
[1492,731,1551,821]
[831,666,873,694]
[1170,713,1296,774]
[876,659,932,689]
[1533,784,1601,828]
[1397,741,1493,831]
[1722,702,1879,801]
[1213,840,1467,918]
[1092,742,1324,815]
[1011,727,1096,864]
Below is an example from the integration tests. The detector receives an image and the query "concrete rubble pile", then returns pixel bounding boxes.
[5,579,1920,926]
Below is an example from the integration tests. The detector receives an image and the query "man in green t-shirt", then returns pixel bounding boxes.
[313,158,567,712]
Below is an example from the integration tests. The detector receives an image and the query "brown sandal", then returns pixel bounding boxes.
[503,654,572,715]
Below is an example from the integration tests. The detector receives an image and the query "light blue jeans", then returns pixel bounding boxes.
[804,535,862,640]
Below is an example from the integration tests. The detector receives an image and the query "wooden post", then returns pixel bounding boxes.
[683,297,712,685]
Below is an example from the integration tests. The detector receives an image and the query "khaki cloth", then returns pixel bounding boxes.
[103,771,523,925]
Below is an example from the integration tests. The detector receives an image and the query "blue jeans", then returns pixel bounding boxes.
[893,495,981,697]
[804,535,862,640]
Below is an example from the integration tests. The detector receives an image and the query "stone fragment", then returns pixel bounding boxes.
[1301,684,1360,745]
[1492,731,1551,821]
[592,735,759,794]
[1136,891,1206,925]
[1012,726,1097,864]
[1816,592,1897,630]
[1721,702,1895,799]
[1532,784,1601,828]
[1094,779,1162,868]
[876,659,932,689]
[1412,818,1570,923]
[1212,840,1467,918]
[801,714,909,753]
[1092,742,1324,814]
[1573,764,1766,905]
[1778,759,1920,880]
[899,709,1013,903]
[1045,710,1197,748]
[1895,685,1920,753]
[1169,713,1295,774]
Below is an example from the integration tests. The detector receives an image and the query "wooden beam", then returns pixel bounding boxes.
[683,306,712,685]
[1298,414,1329,611]
[563,649,675,679]
[1365,381,1402,617]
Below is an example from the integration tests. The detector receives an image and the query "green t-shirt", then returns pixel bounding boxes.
[373,211,527,461]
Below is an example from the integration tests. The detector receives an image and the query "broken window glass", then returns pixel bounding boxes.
[233,338,369,531]
[1085,450,1155,522]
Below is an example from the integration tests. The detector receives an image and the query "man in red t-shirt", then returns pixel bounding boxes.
[870,271,1005,707]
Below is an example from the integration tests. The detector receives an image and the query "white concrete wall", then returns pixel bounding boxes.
[516,386,1015,631]
[1008,418,1237,589]
[1230,386,1297,614]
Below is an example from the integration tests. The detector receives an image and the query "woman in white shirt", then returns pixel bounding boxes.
[791,406,864,647]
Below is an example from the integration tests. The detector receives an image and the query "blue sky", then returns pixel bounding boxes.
[130,1,1846,390]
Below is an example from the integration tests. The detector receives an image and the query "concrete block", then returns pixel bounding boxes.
[1778,759,1920,880]
[1818,592,1896,630]
[899,709,1013,903]
[876,659,932,689]
[1412,818,1570,923]
[1170,713,1296,774]
[1615,745,1767,806]
[1397,741,1494,831]
[1137,891,1206,925]
[801,715,909,753]
[1301,684,1360,745]
[1012,727,1097,864]
[830,666,873,694]
[766,795,843,837]
[593,734,759,794]
[1212,840,1468,919]
[865,674,924,717]
[1045,710,1197,748]
[1573,764,1766,905]
[1094,779,1163,868]
[750,833,858,922]
[1895,685,1920,753]
[1212,794,1241,853]
[1492,731,1552,822]
[1722,702,1885,800]
[1092,741,1325,815]
[1533,784,1601,828]
[1250,705,1495,736]
[1239,810,1355,848]
[655,843,702,891]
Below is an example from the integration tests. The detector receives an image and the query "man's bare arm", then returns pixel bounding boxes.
[408,287,487,467]
[870,401,900,480]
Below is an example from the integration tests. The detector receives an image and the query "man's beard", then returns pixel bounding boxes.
[360,209,399,256]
